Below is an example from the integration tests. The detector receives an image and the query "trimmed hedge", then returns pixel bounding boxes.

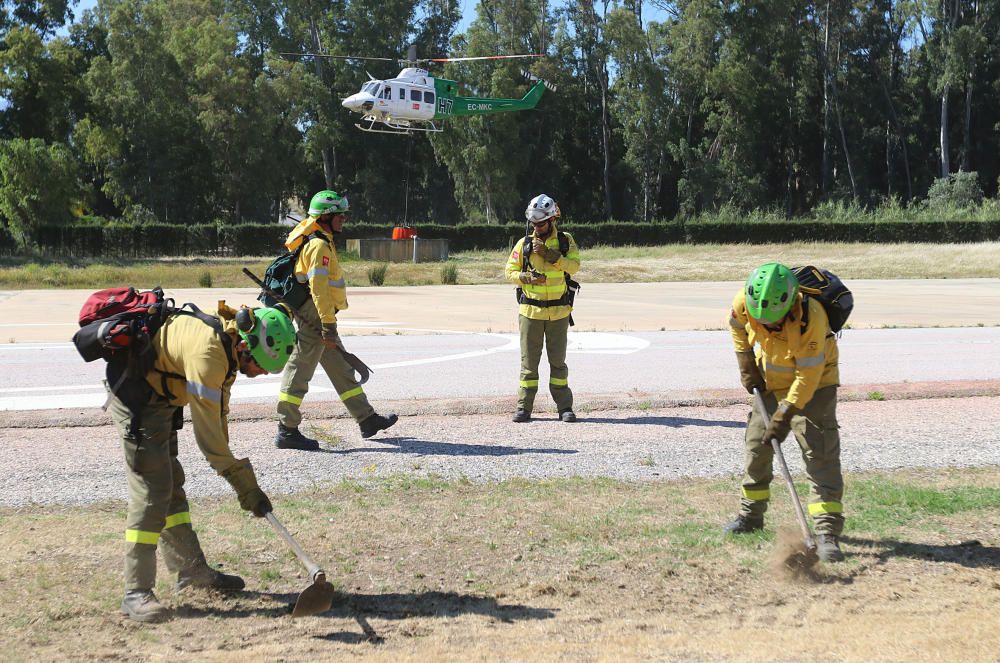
[4,218,1000,257]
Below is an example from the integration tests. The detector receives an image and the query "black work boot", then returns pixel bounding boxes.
[722,514,764,535]
[360,413,398,439]
[815,533,845,562]
[512,409,531,423]
[176,564,246,592]
[559,410,577,422]
[121,589,170,623]
[275,423,319,451]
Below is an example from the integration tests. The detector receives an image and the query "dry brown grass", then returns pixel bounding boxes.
[2,241,999,289]
[2,469,998,662]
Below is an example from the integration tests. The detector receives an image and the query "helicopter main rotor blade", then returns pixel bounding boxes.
[423,54,545,63]
[278,52,397,62]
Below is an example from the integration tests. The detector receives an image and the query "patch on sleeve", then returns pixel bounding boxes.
[512,250,520,260]
[730,309,737,318]
[322,256,330,266]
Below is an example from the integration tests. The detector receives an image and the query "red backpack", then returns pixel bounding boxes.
[74,287,169,357]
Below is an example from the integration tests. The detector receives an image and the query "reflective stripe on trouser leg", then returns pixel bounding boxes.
[156,433,206,575]
[518,315,546,412]
[277,309,326,428]
[319,341,375,423]
[108,389,175,591]
[739,393,776,519]
[795,385,845,536]
[544,315,573,412]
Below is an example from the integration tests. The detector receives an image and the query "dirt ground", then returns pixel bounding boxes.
[1,470,998,663]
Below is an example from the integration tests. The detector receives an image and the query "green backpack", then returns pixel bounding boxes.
[257,233,321,310]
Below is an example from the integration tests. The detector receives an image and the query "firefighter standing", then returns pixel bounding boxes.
[725,262,845,562]
[109,305,297,622]
[504,193,581,423]
[274,190,397,450]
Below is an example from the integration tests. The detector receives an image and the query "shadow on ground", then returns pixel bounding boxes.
[843,535,1000,569]
[573,415,744,428]
[334,436,578,457]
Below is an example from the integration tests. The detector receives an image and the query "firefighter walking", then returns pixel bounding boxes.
[274,190,397,450]
[725,262,846,562]
[504,193,581,423]
[108,305,297,622]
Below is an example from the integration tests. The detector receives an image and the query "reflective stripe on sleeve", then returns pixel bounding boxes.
[279,392,303,405]
[307,267,330,279]
[741,487,771,501]
[125,529,160,545]
[808,501,843,515]
[187,381,221,402]
[328,277,346,288]
[339,386,364,401]
[796,353,826,368]
[763,362,795,374]
[164,512,192,529]
[729,316,743,329]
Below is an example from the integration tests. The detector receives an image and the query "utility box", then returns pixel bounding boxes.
[345,238,449,263]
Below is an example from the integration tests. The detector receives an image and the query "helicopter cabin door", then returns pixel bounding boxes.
[397,85,435,121]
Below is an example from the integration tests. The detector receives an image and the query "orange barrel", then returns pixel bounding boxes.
[392,227,403,240]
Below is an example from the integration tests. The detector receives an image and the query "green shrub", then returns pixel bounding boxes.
[367,263,388,286]
[440,263,458,284]
[927,172,984,210]
[198,271,213,288]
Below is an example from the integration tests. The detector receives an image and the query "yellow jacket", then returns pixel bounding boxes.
[729,291,840,409]
[504,224,581,321]
[293,228,348,324]
[144,310,242,475]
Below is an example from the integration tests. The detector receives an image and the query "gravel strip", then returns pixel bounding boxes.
[2,396,997,507]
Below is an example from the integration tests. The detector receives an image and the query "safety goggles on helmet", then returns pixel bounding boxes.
[308,190,349,217]
[744,263,799,324]
[525,193,560,223]
[237,307,297,374]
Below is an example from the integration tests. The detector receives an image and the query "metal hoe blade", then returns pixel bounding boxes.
[292,572,335,618]
[265,512,335,618]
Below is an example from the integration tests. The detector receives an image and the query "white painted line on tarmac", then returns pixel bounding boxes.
[0,329,649,411]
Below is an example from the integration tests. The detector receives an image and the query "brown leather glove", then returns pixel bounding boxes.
[764,400,799,445]
[320,322,341,350]
[221,458,272,517]
[519,271,547,285]
[735,351,765,394]
[533,237,562,264]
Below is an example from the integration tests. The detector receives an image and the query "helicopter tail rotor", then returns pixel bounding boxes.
[522,69,557,92]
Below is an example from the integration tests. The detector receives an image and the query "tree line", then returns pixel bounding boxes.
[1,0,999,250]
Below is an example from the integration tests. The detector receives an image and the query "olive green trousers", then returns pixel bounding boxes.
[277,299,375,428]
[108,390,207,591]
[517,314,573,413]
[738,385,845,536]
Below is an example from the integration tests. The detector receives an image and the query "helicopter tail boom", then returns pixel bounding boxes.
[438,80,547,118]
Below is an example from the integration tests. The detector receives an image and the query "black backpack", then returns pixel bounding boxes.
[257,232,322,310]
[517,231,581,315]
[792,265,854,333]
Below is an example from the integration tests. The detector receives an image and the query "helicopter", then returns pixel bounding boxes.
[283,48,555,135]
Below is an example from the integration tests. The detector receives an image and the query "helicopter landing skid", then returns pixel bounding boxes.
[355,116,443,134]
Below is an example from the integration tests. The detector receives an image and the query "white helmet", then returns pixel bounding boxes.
[525,193,560,223]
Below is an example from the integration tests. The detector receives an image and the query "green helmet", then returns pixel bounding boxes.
[238,307,296,373]
[308,190,349,216]
[744,263,799,323]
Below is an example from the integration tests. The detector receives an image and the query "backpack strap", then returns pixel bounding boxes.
[521,231,569,271]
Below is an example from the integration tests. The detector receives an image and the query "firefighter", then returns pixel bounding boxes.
[108,305,297,623]
[504,193,581,423]
[274,190,397,450]
[725,262,845,562]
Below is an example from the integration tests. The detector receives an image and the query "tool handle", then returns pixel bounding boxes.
[752,389,815,549]
[242,267,372,384]
[265,512,326,584]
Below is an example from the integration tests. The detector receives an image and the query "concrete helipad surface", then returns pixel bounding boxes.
[1,279,998,343]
